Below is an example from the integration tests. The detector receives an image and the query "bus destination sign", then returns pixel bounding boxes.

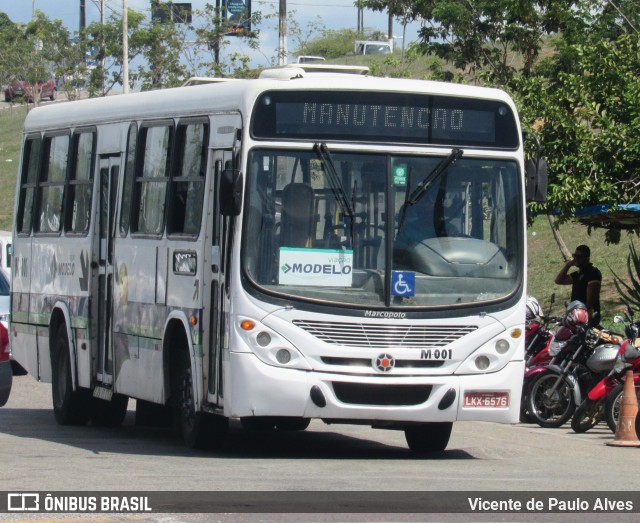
[252,91,519,148]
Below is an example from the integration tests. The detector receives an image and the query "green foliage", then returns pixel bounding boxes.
[410,0,585,85]
[296,28,362,58]
[0,109,26,230]
[612,242,640,313]
[514,35,640,228]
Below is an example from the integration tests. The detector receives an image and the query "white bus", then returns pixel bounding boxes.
[8,67,547,452]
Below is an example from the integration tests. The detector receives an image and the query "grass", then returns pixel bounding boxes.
[0,102,634,325]
[527,216,632,328]
[0,106,27,230]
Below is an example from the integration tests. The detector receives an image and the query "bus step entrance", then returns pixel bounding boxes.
[93,385,113,401]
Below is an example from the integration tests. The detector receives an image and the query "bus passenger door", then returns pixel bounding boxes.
[95,155,120,385]
[207,149,234,406]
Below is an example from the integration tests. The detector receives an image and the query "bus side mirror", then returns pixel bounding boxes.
[220,168,242,216]
[525,157,548,203]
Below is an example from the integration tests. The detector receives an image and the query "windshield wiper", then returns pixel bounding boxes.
[397,148,463,235]
[313,143,354,219]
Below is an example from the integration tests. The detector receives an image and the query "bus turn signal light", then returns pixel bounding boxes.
[240,320,256,331]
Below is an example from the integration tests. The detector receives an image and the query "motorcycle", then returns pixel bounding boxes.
[520,297,559,422]
[526,301,619,428]
[573,312,640,433]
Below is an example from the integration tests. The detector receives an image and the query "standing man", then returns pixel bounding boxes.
[554,244,602,319]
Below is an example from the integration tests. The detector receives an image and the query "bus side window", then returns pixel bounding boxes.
[66,131,95,234]
[37,133,69,234]
[16,136,42,235]
[132,123,172,236]
[167,119,208,236]
[119,124,137,236]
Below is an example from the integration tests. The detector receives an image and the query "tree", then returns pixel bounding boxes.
[190,2,265,78]
[0,13,23,86]
[410,0,581,85]
[85,9,148,96]
[360,0,419,60]
[515,34,640,242]
[295,28,362,58]
[25,12,88,102]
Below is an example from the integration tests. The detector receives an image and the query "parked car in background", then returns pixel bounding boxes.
[0,308,10,407]
[0,270,24,377]
[4,79,57,102]
[354,40,393,55]
[295,56,326,64]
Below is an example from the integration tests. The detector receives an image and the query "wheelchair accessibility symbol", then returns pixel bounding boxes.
[391,271,415,297]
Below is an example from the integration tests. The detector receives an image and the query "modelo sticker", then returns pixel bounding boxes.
[279,247,353,287]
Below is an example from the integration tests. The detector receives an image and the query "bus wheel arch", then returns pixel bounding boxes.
[50,319,91,425]
[165,319,228,449]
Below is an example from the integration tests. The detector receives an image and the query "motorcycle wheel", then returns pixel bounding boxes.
[527,370,576,428]
[571,398,604,433]
[520,381,535,423]
[605,384,624,433]
[605,383,640,433]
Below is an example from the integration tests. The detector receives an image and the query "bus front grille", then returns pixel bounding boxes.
[321,357,444,368]
[331,382,432,406]
[293,320,476,349]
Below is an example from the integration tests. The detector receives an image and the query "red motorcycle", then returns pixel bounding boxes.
[526,301,620,428]
[572,312,640,433]
[520,296,561,422]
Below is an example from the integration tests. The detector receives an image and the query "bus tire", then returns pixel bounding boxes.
[275,417,311,431]
[91,394,129,427]
[51,325,91,426]
[175,351,228,449]
[404,422,452,453]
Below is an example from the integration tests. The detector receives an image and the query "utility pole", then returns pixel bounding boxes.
[278,0,286,65]
[123,0,129,93]
[80,0,86,33]
[101,0,105,94]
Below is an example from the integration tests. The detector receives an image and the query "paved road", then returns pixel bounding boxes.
[2,374,640,488]
[1,375,640,521]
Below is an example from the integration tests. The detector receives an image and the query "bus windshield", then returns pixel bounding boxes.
[243,148,523,309]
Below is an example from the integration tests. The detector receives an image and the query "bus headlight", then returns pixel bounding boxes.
[236,317,311,370]
[475,355,490,370]
[454,331,520,375]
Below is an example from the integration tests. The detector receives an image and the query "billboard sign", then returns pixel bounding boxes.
[222,0,251,36]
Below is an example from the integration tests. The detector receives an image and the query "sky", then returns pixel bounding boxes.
[0,0,422,70]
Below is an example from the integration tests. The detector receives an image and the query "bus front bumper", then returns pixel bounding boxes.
[226,352,522,425]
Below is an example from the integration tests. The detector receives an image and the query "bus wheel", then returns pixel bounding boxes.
[51,325,91,426]
[175,352,228,449]
[404,422,452,453]
[91,394,129,427]
[275,417,311,431]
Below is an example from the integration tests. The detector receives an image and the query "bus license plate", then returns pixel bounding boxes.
[463,391,509,408]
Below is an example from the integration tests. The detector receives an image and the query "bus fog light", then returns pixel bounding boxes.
[495,339,510,354]
[475,355,490,370]
[256,331,271,347]
[276,349,291,364]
